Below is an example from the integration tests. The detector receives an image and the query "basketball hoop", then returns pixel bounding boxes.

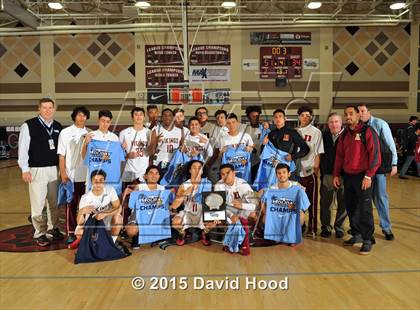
[167,82,204,105]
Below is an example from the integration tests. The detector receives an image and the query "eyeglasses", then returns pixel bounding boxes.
[197,112,207,116]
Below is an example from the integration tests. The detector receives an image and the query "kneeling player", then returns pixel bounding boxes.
[260,163,310,246]
[169,160,213,246]
[71,170,129,254]
[214,164,258,225]
[124,165,165,249]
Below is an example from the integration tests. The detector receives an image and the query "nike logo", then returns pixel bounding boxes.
[151,94,165,100]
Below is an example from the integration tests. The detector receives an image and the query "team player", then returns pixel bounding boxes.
[173,108,190,136]
[149,108,183,176]
[220,113,254,151]
[263,108,309,175]
[18,98,64,246]
[169,160,213,246]
[214,164,258,224]
[181,117,213,162]
[119,107,151,184]
[70,169,129,255]
[57,106,90,244]
[195,106,215,138]
[296,106,324,236]
[125,165,165,249]
[145,105,160,130]
[260,164,310,245]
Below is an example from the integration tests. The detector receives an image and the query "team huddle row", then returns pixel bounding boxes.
[18,98,396,257]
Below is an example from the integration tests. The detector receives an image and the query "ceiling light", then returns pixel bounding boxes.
[135,1,151,9]
[307,1,322,9]
[48,2,63,10]
[221,1,236,9]
[389,2,406,10]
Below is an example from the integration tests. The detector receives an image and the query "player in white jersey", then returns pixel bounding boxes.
[214,163,258,224]
[181,117,213,162]
[119,107,151,183]
[207,109,229,183]
[296,106,324,237]
[173,108,190,137]
[57,106,90,244]
[70,169,129,256]
[81,110,119,159]
[219,113,254,152]
[149,108,182,176]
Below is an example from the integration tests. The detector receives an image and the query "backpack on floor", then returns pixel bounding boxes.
[74,217,127,264]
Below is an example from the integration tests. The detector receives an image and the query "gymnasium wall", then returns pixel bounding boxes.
[0,23,418,127]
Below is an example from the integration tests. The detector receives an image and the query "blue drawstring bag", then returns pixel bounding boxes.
[223,221,246,253]
[57,181,74,207]
[74,216,127,264]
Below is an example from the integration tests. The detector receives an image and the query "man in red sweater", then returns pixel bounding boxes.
[333,106,381,255]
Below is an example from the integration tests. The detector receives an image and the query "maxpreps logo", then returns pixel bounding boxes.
[89,149,111,164]
[137,194,164,211]
[227,155,247,168]
[191,68,208,79]
[269,195,296,214]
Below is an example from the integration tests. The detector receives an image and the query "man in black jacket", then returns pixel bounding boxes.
[263,108,309,164]
[399,115,418,179]
[320,112,347,238]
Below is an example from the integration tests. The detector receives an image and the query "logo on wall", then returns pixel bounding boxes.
[189,66,230,82]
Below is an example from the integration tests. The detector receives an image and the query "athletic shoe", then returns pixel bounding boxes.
[176,233,185,246]
[119,230,129,240]
[371,236,376,245]
[360,242,372,255]
[343,235,363,246]
[36,235,51,247]
[131,235,140,250]
[66,234,77,244]
[398,176,408,180]
[201,232,211,246]
[335,230,345,239]
[382,230,394,241]
[320,229,332,238]
[46,228,65,241]
[116,241,132,257]
[68,238,80,249]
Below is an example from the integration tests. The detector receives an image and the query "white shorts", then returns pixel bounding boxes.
[226,205,253,219]
[176,210,205,230]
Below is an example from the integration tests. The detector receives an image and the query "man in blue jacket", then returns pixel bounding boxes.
[358,104,397,241]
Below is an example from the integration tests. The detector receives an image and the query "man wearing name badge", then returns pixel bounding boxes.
[333,105,381,255]
[57,106,90,245]
[358,104,397,241]
[18,98,64,246]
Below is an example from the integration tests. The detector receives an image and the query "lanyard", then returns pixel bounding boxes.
[38,116,54,138]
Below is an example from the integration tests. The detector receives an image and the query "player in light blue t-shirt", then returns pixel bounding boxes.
[260,163,310,245]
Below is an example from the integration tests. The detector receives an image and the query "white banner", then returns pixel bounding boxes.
[189,66,231,82]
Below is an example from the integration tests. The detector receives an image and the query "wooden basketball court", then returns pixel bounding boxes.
[0,161,418,309]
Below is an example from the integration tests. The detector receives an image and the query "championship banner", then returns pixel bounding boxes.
[190,45,231,65]
[189,66,230,82]
[145,45,231,66]
[145,67,184,88]
[145,45,183,66]
[251,32,312,45]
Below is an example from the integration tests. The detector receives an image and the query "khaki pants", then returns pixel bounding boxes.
[28,166,60,238]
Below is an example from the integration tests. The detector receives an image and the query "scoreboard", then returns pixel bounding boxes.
[259,46,302,79]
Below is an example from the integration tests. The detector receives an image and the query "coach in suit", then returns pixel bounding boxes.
[18,98,64,246]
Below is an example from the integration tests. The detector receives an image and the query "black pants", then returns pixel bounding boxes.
[343,173,374,242]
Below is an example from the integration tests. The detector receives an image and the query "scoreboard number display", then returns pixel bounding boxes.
[259,46,302,79]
